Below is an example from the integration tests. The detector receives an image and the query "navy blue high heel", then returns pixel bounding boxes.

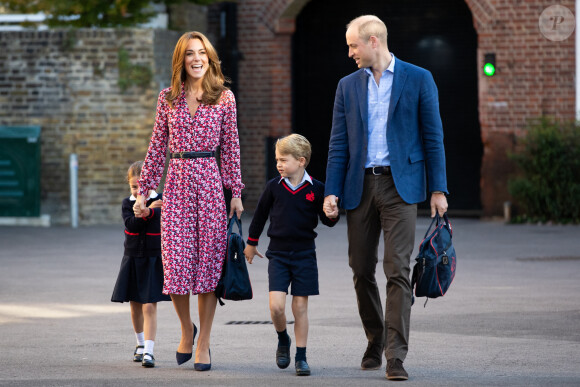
[194,348,211,371]
[176,323,197,365]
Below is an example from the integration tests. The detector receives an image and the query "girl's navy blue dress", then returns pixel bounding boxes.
[111,194,171,304]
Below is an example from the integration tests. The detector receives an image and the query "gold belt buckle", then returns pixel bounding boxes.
[179,151,185,158]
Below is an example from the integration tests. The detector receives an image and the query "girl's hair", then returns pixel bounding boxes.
[276,134,312,167]
[127,161,143,181]
[166,31,228,108]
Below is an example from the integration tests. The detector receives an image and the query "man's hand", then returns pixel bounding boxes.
[230,197,244,219]
[430,192,448,217]
[244,244,264,264]
[323,195,339,219]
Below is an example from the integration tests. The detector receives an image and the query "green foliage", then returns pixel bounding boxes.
[117,48,152,93]
[1,0,218,28]
[508,117,580,224]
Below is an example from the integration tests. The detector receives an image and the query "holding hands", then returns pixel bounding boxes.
[134,194,148,217]
[244,245,264,264]
[323,195,339,219]
[133,192,162,218]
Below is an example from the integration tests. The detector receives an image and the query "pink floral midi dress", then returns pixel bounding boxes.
[138,87,244,295]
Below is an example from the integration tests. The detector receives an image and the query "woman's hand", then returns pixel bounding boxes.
[134,194,148,217]
[229,197,244,219]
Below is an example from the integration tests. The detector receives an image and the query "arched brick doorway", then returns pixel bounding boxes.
[291,0,482,211]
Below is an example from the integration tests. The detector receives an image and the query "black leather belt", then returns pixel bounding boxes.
[365,166,391,175]
[170,151,215,159]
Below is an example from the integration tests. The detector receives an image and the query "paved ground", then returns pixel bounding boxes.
[1,216,579,386]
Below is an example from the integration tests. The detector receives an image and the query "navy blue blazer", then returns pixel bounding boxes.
[325,57,448,209]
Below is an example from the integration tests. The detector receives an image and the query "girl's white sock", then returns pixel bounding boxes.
[135,332,145,354]
[144,340,155,356]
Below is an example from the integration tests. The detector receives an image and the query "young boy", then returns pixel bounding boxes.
[244,134,339,376]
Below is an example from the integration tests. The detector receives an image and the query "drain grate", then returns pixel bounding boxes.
[516,256,580,262]
[226,320,294,325]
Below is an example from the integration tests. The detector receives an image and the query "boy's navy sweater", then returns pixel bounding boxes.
[247,176,339,251]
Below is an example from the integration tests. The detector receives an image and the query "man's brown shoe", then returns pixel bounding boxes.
[386,358,408,380]
[361,342,382,370]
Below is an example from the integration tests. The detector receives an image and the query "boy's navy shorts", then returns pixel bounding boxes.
[266,249,319,296]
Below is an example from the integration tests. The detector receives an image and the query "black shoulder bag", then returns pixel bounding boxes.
[215,216,253,306]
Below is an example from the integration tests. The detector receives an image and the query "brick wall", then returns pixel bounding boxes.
[467,0,576,215]
[167,2,208,33]
[0,29,180,224]
[227,0,296,211]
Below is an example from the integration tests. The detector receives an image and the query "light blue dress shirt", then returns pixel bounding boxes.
[364,55,395,168]
[279,170,313,191]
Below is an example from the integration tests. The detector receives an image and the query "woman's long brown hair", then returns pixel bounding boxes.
[166,31,228,108]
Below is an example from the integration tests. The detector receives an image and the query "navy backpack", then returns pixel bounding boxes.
[411,213,456,306]
[215,216,253,306]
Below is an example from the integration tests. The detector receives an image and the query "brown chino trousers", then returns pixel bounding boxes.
[346,173,416,362]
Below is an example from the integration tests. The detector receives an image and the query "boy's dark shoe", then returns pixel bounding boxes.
[276,337,291,369]
[295,360,311,376]
[386,358,408,380]
[361,341,383,370]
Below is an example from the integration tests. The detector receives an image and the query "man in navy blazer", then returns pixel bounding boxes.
[324,15,448,381]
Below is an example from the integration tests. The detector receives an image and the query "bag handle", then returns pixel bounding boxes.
[422,213,452,239]
[441,213,452,236]
[422,214,439,239]
[228,215,243,239]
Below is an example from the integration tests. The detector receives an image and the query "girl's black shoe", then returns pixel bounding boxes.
[142,353,155,368]
[133,345,144,362]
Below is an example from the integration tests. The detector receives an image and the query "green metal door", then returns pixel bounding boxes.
[0,126,41,217]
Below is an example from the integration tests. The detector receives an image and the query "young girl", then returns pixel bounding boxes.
[111,161,171,368]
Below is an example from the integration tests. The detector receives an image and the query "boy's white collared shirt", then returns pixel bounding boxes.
[129,191,158,201]
[279,170,312,191]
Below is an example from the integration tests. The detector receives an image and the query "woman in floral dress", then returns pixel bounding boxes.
[135,31,244,370]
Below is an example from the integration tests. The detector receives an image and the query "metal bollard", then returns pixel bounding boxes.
[70,153,78,228]
[503,201,511,223]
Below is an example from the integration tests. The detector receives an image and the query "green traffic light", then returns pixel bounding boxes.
[483,63,495,77]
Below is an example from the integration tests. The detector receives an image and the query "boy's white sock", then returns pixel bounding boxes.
[144,340,155,358]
